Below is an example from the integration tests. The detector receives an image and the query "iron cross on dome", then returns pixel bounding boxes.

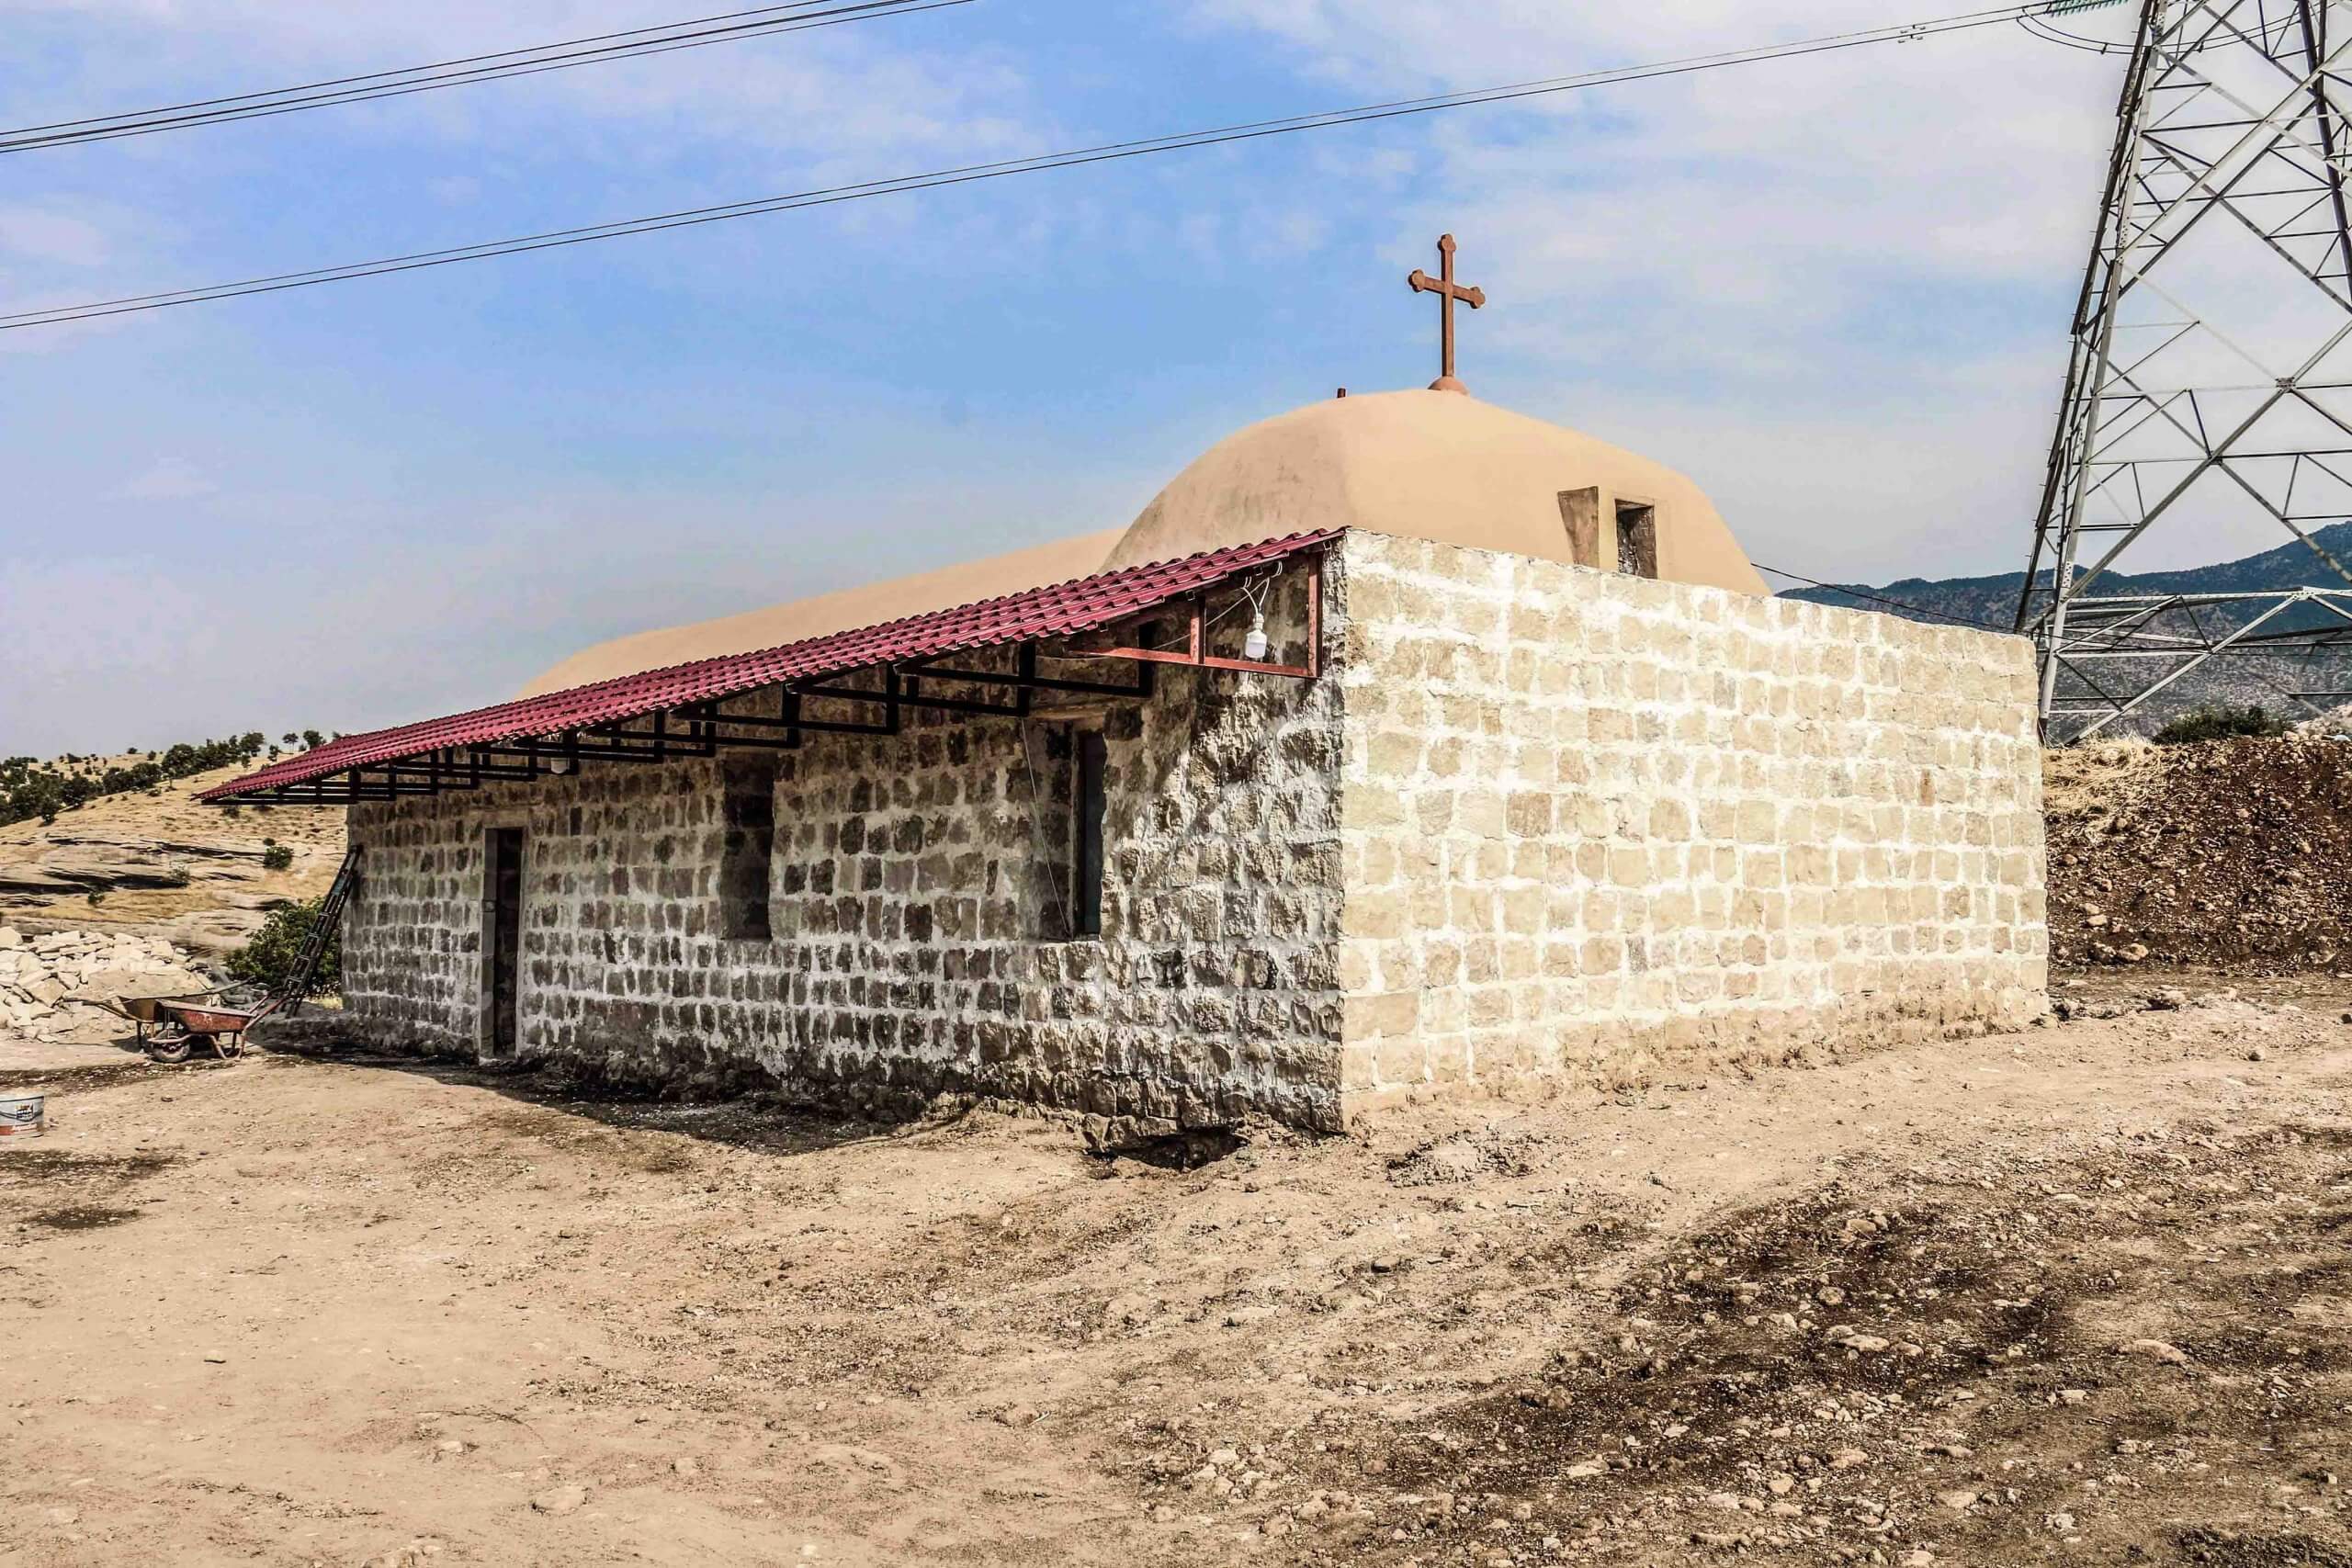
[1407,232,1486,393]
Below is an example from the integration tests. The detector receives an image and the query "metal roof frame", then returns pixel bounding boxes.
[204,532,1332,807]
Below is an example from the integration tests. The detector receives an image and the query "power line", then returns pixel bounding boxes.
[1,0,2062,332]
[2014,14,2128,53]
[1753,562,2011,630]
[1,0,964,155]
[11,0,899,133]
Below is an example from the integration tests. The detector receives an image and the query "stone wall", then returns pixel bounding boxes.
[339,531,2046,1132]
[339,572,1349,1129]
[1332,530,2046,1111]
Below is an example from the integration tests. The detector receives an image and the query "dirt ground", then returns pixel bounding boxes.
[2046,734,2352,974]
[6,978,2352,1568]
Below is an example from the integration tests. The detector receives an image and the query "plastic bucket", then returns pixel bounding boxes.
[0,1094,45,1140]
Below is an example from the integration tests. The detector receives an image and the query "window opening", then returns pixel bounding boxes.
[1615,501,1659,579]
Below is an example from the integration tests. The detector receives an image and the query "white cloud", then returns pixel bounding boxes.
[1189,1,2132,362]
[4,0,1048,169]
[0,204,109,266]
[110,460,219,501]
[1173,0,2146,581]
[0,0,2178,754]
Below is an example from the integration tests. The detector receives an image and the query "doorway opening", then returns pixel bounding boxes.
[484,827,525,1058]
[1070,728,1108,938]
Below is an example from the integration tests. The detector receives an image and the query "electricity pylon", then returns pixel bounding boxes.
[2018,0,2352,739]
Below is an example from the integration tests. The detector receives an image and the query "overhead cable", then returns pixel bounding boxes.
[0,0,966,155]
[3,1,2068,330]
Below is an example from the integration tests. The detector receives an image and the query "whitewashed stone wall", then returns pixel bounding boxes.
[1332,530,2045,1111]
[340,582,1348,1131]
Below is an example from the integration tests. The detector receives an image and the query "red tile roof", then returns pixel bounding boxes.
[202,530,1335,802]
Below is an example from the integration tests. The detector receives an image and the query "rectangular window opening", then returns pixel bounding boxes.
[1070,729,1108,939]
[719,757,776,942]
[1615,501,1659,580]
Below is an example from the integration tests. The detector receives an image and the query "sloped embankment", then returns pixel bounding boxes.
[2046,732,2352,971]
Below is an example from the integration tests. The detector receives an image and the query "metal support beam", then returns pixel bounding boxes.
[2020,0,2352,738]
[1085,563,1322,679]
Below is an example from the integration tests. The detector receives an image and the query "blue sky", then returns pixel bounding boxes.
[0,0,2141,756]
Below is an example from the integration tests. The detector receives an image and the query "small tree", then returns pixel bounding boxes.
[261,843,294,872]
[2153,705,2290,745]
[226,897,340,997]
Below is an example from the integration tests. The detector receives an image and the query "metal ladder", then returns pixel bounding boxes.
[277,844,360,1006]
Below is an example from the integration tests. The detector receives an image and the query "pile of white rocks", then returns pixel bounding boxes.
[0,926,214,1043]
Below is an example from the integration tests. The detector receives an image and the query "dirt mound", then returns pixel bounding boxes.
[2048,732,2352,972]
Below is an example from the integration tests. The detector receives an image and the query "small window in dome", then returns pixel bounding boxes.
[1615,501,1658,580]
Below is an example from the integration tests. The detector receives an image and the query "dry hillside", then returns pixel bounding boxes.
[0,758,344,954]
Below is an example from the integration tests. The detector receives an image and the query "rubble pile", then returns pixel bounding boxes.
[2047,732,2352,971]
[0,926,212,1043]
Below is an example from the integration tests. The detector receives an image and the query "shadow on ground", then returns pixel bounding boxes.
[243,1016,977,1164]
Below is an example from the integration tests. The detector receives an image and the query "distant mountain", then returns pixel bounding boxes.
[1776,522,2352,730]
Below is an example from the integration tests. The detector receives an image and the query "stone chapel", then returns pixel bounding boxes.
[206,245,2047,1133]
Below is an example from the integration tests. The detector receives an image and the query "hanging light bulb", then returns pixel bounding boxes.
[1243,605,1270,661]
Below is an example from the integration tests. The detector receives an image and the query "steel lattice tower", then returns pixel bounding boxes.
[2018,0,2352,738]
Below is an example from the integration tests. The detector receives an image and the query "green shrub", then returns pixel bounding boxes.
[0,730,272,829]
[261,843,294,872]
[2153,705,2290,745]
[164,865,191,887]
[226,897,340,997]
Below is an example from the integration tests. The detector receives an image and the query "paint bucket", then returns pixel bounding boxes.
[0,1094,45,1140]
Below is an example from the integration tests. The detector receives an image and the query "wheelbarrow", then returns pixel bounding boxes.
[147,992,293,1064]
[71,990,223,1046]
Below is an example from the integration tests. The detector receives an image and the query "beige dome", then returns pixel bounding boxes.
[1107,389,1767,592]
[520,389,1764,696]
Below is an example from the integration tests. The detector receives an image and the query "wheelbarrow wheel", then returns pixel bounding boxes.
[147,1032,194,1065]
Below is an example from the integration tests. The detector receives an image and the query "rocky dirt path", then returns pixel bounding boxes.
[4,986,2351,1567]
